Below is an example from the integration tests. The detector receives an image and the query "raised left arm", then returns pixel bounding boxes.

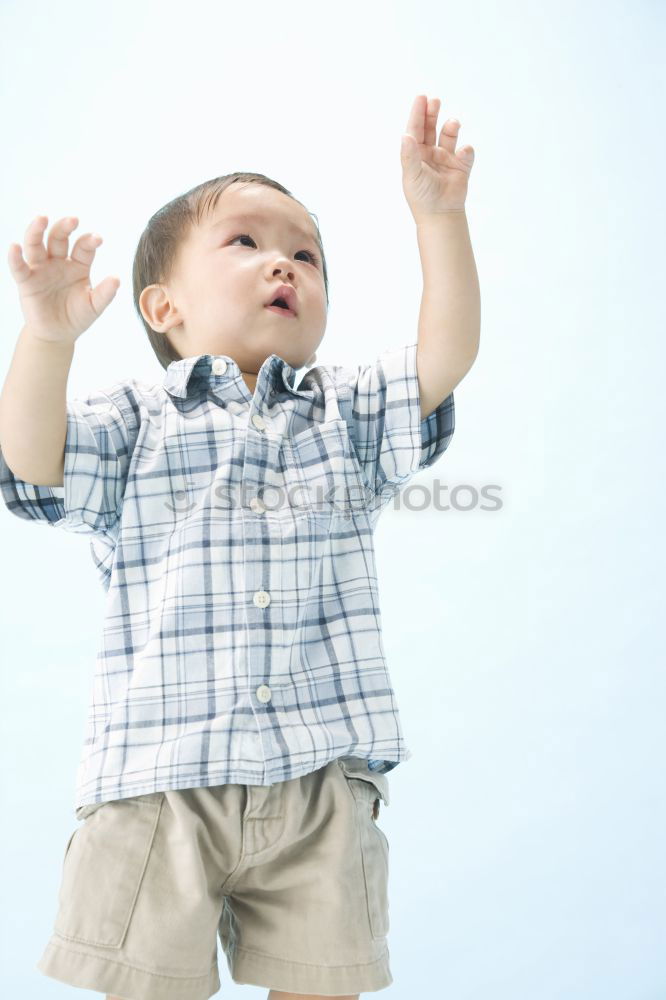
[400,94,481,420]
[416,210,480,419]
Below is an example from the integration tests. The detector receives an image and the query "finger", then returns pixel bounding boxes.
[89,274,120,317]
[424,97,441,147]
[405,93,427,145]
[70,231,104,269]
[7,242,32,284]
[458,145,475,167]
[47,216,79,259]
[22,215,49,267]
[438,118,461,156]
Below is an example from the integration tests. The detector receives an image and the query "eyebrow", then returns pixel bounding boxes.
[208,212,318,244]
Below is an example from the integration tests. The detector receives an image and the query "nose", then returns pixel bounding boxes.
[273,265,295,279]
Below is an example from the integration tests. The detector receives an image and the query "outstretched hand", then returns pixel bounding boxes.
[400,94,475,222]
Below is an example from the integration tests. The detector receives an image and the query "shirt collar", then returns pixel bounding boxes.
[163,353,312,400]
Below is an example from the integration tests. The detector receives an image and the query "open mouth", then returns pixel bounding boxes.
[265,298,297,318]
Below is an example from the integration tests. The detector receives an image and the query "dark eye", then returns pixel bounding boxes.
[229,233,320,268]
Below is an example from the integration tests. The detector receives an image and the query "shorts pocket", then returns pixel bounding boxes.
[336,755,390,808]
[75,800,106,821]
[54,792,163,949]
[337,758,390,939]
[62,828,77,869]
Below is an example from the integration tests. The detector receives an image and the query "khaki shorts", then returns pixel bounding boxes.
[37,756,392,999]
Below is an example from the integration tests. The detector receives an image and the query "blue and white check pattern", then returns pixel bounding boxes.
[0,341,454,814]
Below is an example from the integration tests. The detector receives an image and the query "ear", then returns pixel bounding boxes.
[307,352,317,365]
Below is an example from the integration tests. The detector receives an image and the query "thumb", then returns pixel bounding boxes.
[400,134,420,175]
[90,275,120,316]
[401,133,415,153]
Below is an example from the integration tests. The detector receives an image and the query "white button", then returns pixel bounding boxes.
[253,590,271,608]
[256,684,272,703]
[211,358,227,375]
[251,414,266,431]
[249,496,266,514]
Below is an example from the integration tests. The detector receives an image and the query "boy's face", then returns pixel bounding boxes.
[140,183,328,394]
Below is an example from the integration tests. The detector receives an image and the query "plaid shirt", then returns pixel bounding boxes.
[0,341,454,814]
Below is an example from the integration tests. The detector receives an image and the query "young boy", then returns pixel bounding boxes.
[0,95,479,1000]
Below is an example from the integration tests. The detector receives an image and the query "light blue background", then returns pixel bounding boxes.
[1,0,664,997]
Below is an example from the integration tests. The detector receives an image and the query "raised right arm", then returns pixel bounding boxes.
[0,325,74,485]
[0,214,120,487]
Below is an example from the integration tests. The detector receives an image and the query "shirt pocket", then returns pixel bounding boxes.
[285,418,370,523]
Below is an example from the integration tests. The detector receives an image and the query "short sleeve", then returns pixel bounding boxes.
[342,341,455,497]
[0,387,137,535]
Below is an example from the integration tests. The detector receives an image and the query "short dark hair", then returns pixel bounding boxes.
[131,172,329,371]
